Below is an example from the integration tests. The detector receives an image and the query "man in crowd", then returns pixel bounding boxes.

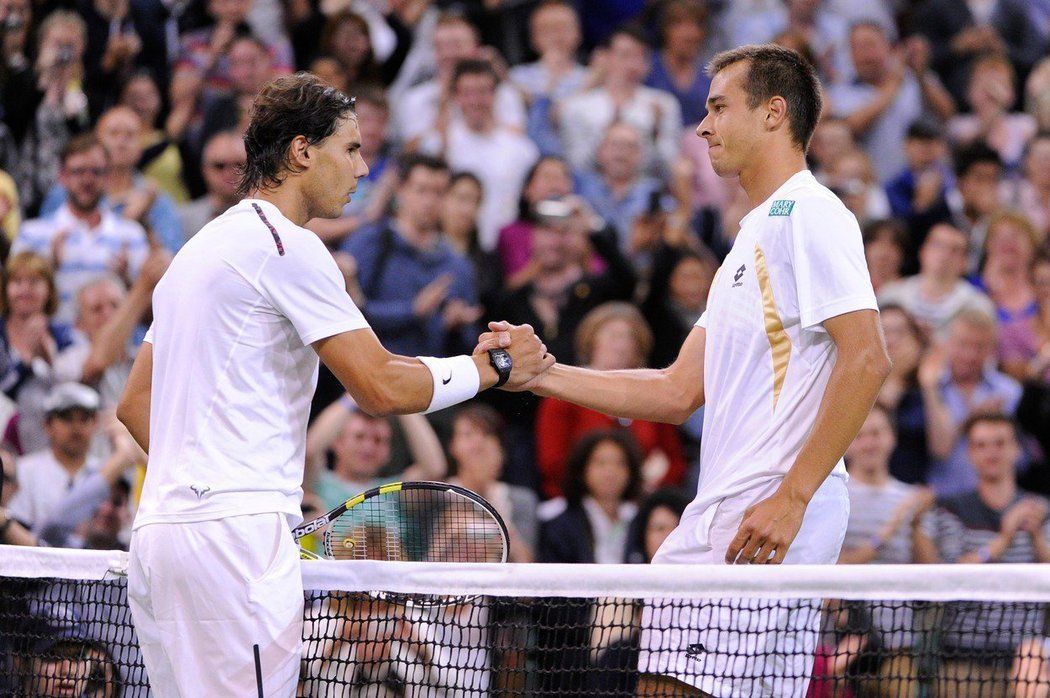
[919,308,1023,497]
[14,134,148,322]
[915,412,1050,694]
[344,154,480,357]
[878,222,995,335]
[177,130,246,241]
[421,58,539,250]
[829,21,954,182]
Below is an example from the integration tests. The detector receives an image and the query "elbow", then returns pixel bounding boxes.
[115,396,132,430]
[664,372,704,425]
[354,391,399,418]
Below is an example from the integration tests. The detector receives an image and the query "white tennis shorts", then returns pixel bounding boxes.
[638,476,849,697]
[127,512,304,697]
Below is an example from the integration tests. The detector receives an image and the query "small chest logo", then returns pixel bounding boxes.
[732,264,746,287]
[769,199,795,216]
[190,484,211,500]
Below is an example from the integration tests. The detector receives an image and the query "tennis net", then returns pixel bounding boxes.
[2,545,1049,697]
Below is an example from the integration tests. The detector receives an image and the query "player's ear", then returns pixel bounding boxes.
[765,96,789,133]
[288,135,311,170]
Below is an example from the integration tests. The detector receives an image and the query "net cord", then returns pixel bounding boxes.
[3,546,1050,602]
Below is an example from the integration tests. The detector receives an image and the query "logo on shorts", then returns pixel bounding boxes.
[769,200,795,216]
[685,643,706,659]
[190,484,211,500]
[733,264,745,287]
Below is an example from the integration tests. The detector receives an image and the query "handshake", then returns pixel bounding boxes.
[472,321,555,392]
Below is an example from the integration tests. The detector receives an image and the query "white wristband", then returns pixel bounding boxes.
[417,355,481,414]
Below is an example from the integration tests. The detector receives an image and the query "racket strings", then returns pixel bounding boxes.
[325,488,504,564]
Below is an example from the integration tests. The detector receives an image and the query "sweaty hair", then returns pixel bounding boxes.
[706,43,823,151]
[237,72,356,197]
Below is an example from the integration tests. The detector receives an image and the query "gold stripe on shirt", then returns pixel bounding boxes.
[754,244,791,410]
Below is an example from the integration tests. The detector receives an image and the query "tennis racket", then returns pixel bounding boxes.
[293,481,509,605]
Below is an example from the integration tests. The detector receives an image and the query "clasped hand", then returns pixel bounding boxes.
[473,321,554,391]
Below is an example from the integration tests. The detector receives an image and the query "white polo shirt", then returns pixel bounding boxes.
[132,199,370,530]
[7,449,101,528]
[669,170,878,552]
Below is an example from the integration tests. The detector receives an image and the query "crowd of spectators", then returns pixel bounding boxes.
[0,0,1048,694]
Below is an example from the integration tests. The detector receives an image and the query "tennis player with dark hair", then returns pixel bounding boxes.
[117,73,553,696]
[480,44,891,696]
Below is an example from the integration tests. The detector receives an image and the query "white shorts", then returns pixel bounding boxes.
[638,476,849,697]
[127,512,304,698]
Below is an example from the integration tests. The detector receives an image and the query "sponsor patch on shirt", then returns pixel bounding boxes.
[768,200,795,216]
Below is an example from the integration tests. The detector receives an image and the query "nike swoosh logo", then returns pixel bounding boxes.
[442,371,452,385]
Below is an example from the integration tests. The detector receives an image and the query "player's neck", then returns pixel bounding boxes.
[738,149,808,209]
[247,187,310,227]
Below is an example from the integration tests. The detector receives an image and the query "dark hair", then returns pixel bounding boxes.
[451,58,499,91]
[624,488,690,563]
[862,218,908,251]
[607,22,651,50]
[60,133,105,166]
[906,118,944,141]
[562,430,642,507]
[396,152,449,185]
[517,155,572,220]
[953,141,1001,179]
[660,0,707,41]
[237,73,356,196]
[706,43,823,151]
[962,411,1019,443]
[321,11,381,83]
[453,402,504,445]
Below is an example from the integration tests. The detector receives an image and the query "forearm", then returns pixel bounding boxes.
[910,526,940,563]
[1031,533,1050,564]
[780,353,889,503]
[304,396,354,465]
[397,413,446,480]
[843,92,895,136]
[920,385,957,459]
[958,533,1012,563]
[533,363,700,424]
[837,543,879,564]
[83,286,151,382]
[919,72,955,121]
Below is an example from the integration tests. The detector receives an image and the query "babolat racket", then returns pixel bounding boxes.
[293,481,508,606]
[293,480,508,562]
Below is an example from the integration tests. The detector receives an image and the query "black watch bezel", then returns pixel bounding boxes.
[488,348,512,388]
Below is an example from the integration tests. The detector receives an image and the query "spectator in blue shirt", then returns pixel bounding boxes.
[645,0,713,126]
[343,154,480,357]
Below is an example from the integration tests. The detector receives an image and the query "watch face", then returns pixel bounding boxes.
[493,351,512,371]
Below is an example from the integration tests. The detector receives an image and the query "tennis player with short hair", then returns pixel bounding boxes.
[116,73,553,697]
[480,44,891,697]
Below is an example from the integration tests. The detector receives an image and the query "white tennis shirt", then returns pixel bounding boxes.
[133,199,370,530]
[672,170,878,552]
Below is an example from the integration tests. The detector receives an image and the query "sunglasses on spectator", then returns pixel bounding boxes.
[207,161,245,171]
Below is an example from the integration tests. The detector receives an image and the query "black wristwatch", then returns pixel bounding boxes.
[488,348,512,388]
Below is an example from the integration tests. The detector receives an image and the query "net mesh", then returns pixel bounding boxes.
[2,547,1050,697]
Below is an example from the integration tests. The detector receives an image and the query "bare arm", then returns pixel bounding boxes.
[314,324,552,417]
[506,325,706,425]
[728,310,891,564]
[843,77,905,136]
[82,251,168,381]
[398,413,447,481]
[304,396,356,480]
[116,342,153,453]
[917,70,955,122]
[917,348,957,459]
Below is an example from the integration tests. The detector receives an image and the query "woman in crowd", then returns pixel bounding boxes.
[950,53,1037,171]
[0,252,75,454]
[536,302,686,499]
[645,0,712,126]
[448,403,537,562]
[496,155,575,284]
[876,304,930,485]
[863,219,907,295]
[119,70,189,203]
[973,210,1043,381]
[441,171,501,313]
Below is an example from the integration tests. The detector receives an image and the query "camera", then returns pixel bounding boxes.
[534,198,574,223]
